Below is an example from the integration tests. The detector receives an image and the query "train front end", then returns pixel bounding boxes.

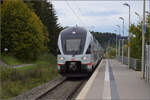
[57,27,94,77]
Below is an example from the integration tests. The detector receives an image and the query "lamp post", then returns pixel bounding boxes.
[123,3,131,68]
[119,17,125,63]
[114,30,118,57]
[135,12,143,22]
[142,0,146,78]
[135,11,149,26]
[116,25,121,57]
[146,11,150,29]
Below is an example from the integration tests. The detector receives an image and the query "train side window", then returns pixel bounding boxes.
[86,45,91,54]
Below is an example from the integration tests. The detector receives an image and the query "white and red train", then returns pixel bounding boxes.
[57,26,104,77]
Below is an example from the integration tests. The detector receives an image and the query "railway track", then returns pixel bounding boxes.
[36,77,88,100]
[36,59,101,100]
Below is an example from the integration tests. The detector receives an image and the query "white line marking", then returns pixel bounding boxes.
[103,60,111,100]
[76,60,104,100]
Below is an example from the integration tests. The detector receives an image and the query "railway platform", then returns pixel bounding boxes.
[77,59,150,100]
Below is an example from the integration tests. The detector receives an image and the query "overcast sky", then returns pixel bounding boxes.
[51,0,150,36]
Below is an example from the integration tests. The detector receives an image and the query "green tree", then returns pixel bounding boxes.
[129,14,150,59]
[25,0,63,55]
[129,24,142,59]
[1,0,48,60]
[91,31,122,50]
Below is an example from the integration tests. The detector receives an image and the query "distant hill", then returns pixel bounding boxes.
[91,31,127,51]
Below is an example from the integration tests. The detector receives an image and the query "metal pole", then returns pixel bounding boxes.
[123,3,131,68]
[116,25,121,57]
[122,19,124,64]
[128,6,131,68]
[114,30,118,57]
[119,17,124,63]
[142,0,146,78]
[119,40,121,56]
[116,34,118,57]
[122,39,123,63]
[119,29,120,57]
[116,35,118,57]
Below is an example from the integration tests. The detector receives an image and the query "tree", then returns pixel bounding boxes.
[129,24,142,59]
[25,0,63,55]
[91,31,121,50]
[129,14,150,59]
[1,0,48,60]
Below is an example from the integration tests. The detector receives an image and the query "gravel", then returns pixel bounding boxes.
[12,77,66,100]
[37,77,88,100]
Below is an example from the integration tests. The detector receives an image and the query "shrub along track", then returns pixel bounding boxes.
[36,77,88,100]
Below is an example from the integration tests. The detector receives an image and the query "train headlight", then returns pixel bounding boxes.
[59,57,64,60]
[82,56,88,60]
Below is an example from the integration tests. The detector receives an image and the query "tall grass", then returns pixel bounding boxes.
[0,53,60,99]
[1,54,25,65]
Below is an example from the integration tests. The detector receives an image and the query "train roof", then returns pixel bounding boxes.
[60,26,88,36]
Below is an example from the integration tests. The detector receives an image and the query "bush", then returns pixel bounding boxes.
[0,65,59,99]
[1,0,48,61]
[107,48,116,58]
[0,53,59,99]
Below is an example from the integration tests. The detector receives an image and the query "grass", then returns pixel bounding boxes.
[16,65,36,70]
[0,53,60,99]
[34,53,56,65]
[1,54,25,66]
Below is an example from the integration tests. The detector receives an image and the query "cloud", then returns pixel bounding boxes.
[81,10,122,17]
[52,1,149,35]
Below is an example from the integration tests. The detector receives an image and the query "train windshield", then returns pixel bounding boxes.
[60,27,87,55]
[66,39,81,52]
